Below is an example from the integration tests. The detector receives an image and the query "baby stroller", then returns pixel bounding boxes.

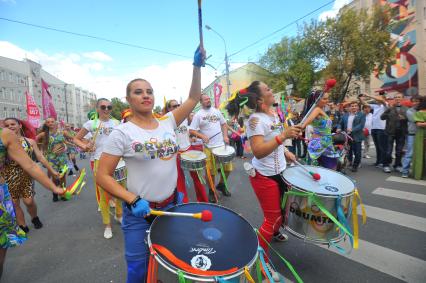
[333,131,352,174]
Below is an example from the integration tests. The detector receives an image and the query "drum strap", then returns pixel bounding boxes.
[352,189,367,249]
[151,244,238,276]
[256,231,304,283]
[219,164,231,195]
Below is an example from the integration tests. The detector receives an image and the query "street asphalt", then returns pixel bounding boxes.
[3,152,426,283]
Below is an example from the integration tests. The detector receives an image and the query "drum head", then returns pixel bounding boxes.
[282,165,355,196]
[181,150,206,161]
[212,145,235,156]
[149,203,258,277]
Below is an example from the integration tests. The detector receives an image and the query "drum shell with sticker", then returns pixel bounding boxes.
[180,150,207,171]
[211,146,235,164]
[281,165,355,244]
[113,160,127,182]
[147,203,258,282]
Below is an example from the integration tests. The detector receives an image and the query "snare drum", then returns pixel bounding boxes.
[113,160,126,182]
[180,150,207,171]
[147,203,258,282]
[211,145,235,164]
[281,165,355,244]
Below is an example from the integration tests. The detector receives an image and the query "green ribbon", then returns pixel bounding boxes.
[256,229,304,283]
[177,270,186,283]
[239,96,249,107]
[219,163,230,195]
[196,169,206,185]
[281,191,353,238]
[256,258,262,283]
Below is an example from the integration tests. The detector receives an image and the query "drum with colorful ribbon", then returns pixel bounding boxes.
[147,203,258,282]
[211,145,235,164]
[281,165,365,247]
[180,150,206,171]
[113,160,126,182]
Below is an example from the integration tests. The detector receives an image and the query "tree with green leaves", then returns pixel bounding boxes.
[303,5,394,102]
[259,36,318,98]
[110,97,129,120]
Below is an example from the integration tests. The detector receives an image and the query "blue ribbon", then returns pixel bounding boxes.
[258,247,274,283]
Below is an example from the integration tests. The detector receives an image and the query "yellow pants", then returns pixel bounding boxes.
[204,147,233,176]
[93,160,122,225]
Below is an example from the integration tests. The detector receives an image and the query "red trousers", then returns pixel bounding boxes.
[176,145,208,203]
[249,171,283,256]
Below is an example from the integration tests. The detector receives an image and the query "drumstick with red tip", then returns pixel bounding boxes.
[294,160,321,181]
[150,209,213,222]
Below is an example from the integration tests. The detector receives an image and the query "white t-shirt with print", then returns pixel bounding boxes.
[246,112,287,176]
[190,107,226,148]
[103,113,178,202]
[83,119,119,161]
[175,119,191,152]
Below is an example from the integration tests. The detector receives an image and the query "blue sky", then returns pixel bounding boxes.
[0,0,350,105]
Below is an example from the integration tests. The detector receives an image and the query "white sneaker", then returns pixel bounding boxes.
[104,227,113,239]
[364,155,371,159]
[109,199,116,208]
[264,262,280,282]
[114,215,122,224]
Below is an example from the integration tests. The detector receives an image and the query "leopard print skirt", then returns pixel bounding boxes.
[1,164,34,199]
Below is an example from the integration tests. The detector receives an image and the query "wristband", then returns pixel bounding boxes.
[275,135,283,145]
[127,195,141,209]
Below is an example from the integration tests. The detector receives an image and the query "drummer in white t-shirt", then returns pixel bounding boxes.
[226,81,301,276]
[95,46,206,283]
[73,99,122,239]
[189,94,232,202]
[165,100,208,203]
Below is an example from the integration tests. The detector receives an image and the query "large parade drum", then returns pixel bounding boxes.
[281,165,355,244]
[180,150,207,171]
[147,203,258,282]
[212,145,235,164]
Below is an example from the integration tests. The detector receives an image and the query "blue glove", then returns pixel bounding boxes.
[193,46,205,67]
[130,197,151,218]
[176,192,184,205]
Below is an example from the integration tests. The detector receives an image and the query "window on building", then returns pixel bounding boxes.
[0,88,3,100]
[9,73,13,82]
[0,71,4,81]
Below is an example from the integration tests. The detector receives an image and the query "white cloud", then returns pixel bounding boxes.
[0,41,217,106]
[83,51,112,62]
[319,0,352,21]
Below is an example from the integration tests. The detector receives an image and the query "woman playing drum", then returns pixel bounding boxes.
[73,98,122,239]
[165,99,208,203]
[226,81,301,272]
[95,46,205,283]
[0,127,64,279]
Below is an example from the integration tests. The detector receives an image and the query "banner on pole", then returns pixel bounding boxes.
[25,90,41,128]
[41,79,57,120]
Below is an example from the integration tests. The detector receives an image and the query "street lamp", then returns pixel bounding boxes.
[205,24,231,98]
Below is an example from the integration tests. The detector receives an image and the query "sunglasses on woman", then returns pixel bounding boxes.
[100,105,113,110]
[170,104,180,109]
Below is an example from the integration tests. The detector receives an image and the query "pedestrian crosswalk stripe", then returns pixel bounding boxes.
[358,205,426,233]
[386,176,426,187]
[372,187,426,204]
[321,238,426,283]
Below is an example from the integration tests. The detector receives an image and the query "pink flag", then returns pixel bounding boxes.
[41,79,57,120]
[213,82,222,108]
[25,90,41,128]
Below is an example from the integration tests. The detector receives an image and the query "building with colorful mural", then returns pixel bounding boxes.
[347,0,425,97]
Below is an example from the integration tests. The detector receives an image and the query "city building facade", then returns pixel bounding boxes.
[0,56,97,128]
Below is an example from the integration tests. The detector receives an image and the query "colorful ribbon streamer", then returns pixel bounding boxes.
[352,189,367,249]
[64,168,86,199]
[256,230,304,283]
[58,164,69,179]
